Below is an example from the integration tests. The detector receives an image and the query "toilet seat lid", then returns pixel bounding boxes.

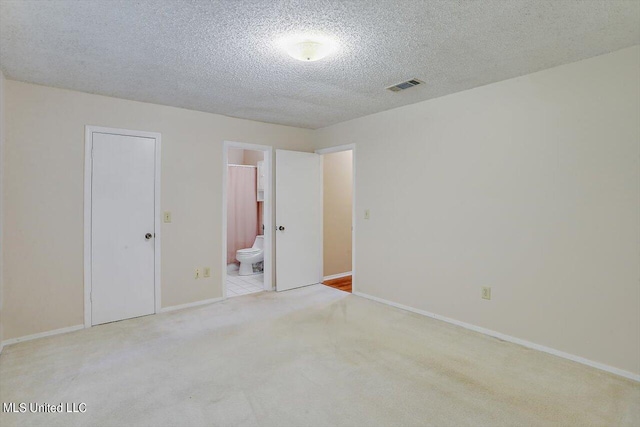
[237,248,260,254]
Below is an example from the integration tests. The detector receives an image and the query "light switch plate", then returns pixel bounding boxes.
[364,209,370,220]
[203,267,211,278]
[163,211,172,223]
[195,268,201,279]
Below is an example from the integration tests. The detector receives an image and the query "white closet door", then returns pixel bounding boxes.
[91,132,156,325]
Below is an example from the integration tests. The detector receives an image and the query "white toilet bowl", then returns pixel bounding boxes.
[236,235,264,276]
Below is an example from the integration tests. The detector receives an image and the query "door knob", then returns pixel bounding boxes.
[278,226,285,231]
[145,233,153,240]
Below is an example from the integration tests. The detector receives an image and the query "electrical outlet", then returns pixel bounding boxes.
[482,286,491,300]
[203,267,211,278]
[195,268,201,279]
[163,211,172,223]
[364,209,370,220]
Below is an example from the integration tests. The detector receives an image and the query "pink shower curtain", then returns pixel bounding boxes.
[227,166,259,264]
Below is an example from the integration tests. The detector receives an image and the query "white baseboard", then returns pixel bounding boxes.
[323,271,352,281]
[0,298,225,349]
[1,324,85,348]
[160,297,224,313]
[353,291,640,382]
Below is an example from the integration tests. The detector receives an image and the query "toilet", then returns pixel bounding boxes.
[236,235,264,276]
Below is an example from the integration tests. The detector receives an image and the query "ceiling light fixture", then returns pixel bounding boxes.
[277,34,339,62]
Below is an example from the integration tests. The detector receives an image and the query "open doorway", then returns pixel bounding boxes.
[317,145,355,293]
[223,141,273,298]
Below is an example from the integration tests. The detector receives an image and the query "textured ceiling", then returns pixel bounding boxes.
[1,1,638,129]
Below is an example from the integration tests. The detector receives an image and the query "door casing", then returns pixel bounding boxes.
[84,125,162,328]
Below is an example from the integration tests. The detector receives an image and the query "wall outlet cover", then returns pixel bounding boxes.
[482,286,491,300]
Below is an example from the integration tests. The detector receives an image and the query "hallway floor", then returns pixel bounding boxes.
[1,285,638,427]
[322,275,352,293]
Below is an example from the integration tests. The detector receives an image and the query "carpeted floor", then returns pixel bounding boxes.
[1,285,638,427]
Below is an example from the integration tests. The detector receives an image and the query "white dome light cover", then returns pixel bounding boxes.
[277,34,339,62]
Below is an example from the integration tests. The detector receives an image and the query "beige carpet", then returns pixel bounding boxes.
[1,285,638,427]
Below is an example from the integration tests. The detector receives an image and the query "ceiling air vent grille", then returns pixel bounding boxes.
[386,79,424,92]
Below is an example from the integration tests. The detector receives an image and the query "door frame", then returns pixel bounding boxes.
[84,126,162,328]
[222,141,274,297]
[315,144,356,293]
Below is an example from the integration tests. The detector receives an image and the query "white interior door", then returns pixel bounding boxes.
[91,132,156,325]
[275,150,322,291]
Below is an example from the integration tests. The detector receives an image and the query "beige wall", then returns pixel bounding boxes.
[2,81,313,340]
[313,46,640,376]
[228,148,264,166]
[243,149,263,166]
[323,150,352,277]
[228,148,245,164]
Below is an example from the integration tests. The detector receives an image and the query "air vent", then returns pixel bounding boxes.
[386,79,424,92]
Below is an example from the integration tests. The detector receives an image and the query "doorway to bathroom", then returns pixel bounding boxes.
[316,144,355,293]
[223,141,273,298]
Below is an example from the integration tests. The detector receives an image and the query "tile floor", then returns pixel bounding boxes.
[226,266,264,297]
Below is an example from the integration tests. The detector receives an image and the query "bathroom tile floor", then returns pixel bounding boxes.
[226,268,264,297]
